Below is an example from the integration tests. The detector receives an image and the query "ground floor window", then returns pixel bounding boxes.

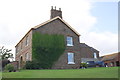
[68,52,75,64]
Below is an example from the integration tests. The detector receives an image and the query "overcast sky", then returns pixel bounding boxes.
[0,0,118,59]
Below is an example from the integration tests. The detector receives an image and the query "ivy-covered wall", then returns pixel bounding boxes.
[32,32,65,69]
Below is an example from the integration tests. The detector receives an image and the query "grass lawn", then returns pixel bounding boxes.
[2,67,119,78]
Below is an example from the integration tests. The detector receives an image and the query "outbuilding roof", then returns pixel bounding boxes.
[101,53,118,61]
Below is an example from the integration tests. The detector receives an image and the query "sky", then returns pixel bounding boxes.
[0,0,118,60]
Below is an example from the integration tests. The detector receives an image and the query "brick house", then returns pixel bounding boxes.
[15,7,99,69]
[101,52,120,67]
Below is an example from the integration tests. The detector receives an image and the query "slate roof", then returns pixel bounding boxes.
[80,43,99,52]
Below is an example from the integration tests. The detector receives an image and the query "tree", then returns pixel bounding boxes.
[0,46,13,60]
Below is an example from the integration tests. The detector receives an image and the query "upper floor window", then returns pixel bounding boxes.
[94,53,97,59]
[68,52,75,64]
[67,36,73,46]
[25,53,29,61]
[26,36,29,46]
[21,42,23,50]
[16,46,18,54]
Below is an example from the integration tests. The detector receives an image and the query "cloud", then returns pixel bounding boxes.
[0,0,95,48]
[0,0,118,59]
[80,32,118,56]
[89,0,119,2]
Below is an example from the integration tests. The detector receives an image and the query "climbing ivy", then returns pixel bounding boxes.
[32,32,65,69]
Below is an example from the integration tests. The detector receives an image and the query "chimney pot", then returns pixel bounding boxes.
[59,8,61,11]
[51,6,53,10]
[55,6,56,10]
[50,6,62,19]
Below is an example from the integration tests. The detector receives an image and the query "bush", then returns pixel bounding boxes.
[2,59,10,69]
[80,63,88,68]
[24,61,41,69]
[4,64,14,72]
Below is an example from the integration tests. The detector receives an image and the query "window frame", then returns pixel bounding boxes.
[25,53,29,61]
[21,42,23,50]
[16,46,18,54]
[93,53,97,59]
[26,36,29,46]
[67,52,75,64]
[66,36,73,46]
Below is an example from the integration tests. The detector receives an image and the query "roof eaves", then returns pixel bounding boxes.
[33,16,81,36]
[15,28,34,47]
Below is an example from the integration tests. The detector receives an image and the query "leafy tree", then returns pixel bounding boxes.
[0,46,13,60]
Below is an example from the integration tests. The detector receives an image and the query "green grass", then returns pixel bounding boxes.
[2,67,119,78]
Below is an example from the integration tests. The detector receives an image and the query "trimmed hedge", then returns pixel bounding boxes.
[32,32,65,69]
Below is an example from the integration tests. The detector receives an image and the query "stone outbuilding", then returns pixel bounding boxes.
[101,52,120,67]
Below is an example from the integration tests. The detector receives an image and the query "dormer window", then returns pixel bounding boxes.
[67,36,73,46]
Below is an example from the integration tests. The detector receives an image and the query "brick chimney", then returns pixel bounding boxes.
[50,6,62,19]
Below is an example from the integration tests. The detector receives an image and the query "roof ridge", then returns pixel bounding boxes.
[15,16,81,47]
[33,16,80,36]
[103,53,118,56]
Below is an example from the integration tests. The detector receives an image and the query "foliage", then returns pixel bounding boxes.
[24,61,41,69]
[32,32,65,69]
[80,63,88,68]
[4,64,14,72]
[0,46,13,60]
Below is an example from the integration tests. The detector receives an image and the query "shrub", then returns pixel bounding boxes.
[2,59,10,69]
[80,63,88,68]
[4,64,14,72]
[24,61,41,69]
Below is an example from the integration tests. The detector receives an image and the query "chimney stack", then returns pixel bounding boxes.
[50,6,62,19]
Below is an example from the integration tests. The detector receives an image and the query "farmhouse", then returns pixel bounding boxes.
[15,7,99,69]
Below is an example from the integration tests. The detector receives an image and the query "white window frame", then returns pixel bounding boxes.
[68,52,75,64]
[94,53,97,59]
[67,36,73,46]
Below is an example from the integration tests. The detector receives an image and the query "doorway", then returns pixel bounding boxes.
[116,61,120,66]
[20,56,23,68]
